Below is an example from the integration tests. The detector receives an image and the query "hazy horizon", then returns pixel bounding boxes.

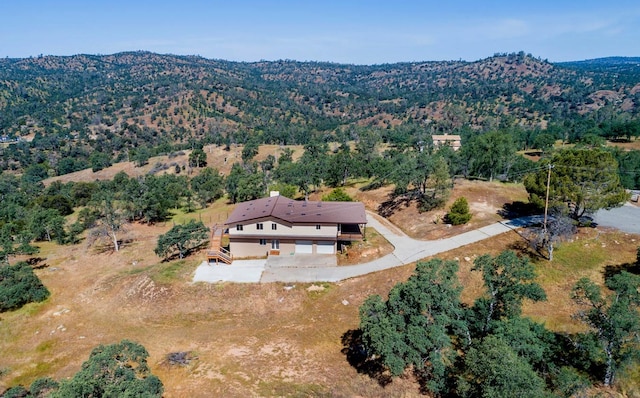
[2,1,639,64]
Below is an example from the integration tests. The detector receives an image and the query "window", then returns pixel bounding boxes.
[272,223,277,230]
[256,223,264,230]
[259,239,267,246]
[237,224,243,231]
[316,224,321,230]
[271,240,280,250]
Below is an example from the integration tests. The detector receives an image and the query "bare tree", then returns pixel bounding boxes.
[87,193,127,252]
[526,209,576,261]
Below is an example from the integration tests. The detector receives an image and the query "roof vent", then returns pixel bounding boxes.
[301,213,306,216]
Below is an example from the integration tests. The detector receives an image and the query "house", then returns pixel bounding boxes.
[223,194,367,258]
[432,134,462,151]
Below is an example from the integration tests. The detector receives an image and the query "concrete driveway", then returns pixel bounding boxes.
[193,211,535,284]
[594,203,640,234]
[193,259,266,283]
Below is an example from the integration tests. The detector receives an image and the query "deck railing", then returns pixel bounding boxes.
[207,246,233,264]
[207,224,233,264]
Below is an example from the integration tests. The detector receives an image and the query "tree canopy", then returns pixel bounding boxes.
[468,251,547,336]
[572,271,640,387]
[524,148,628,219]
[359,258,466,395]
[155,220,209,260]
[0,261,50,312]
[353,251,603,396]
[53,340,163,398]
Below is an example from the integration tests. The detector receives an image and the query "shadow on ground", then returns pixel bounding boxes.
[341,329,392,387]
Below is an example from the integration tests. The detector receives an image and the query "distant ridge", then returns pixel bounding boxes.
[559,56,640,65]
[0,51,639,174]
[558,57,640,74]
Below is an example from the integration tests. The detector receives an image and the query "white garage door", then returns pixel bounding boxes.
[316,241,335,254]
[295,240,313,254]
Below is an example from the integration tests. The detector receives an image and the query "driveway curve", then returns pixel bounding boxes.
[594,203,640,234]
[194,211,538,284]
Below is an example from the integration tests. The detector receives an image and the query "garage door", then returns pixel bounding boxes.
[316,241,335,254]
[295,240,313,254]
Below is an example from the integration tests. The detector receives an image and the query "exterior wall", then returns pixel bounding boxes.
[228,217,354,258]
[230,238,337,257]
[230,238,296,258]
[433,138,461,151]
[287,223,337,238]
[229,219,338,239]
[230,240,269,258]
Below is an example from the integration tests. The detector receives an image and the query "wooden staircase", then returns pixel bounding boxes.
[206,224,233,264]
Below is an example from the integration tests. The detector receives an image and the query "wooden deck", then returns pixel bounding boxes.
[207,225,233,264]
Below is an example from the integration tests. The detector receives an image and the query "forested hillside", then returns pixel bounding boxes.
[1,51,639,176]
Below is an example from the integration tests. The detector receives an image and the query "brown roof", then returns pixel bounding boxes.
[225,196,367,225]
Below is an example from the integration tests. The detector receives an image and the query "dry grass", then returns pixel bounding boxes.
[355,179,529,239]
[607,137,640,151]
[2,178,639,396]
[44,144,305,186]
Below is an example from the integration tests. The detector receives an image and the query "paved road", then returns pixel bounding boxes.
[594,203,640,234]
[193,212,538,284]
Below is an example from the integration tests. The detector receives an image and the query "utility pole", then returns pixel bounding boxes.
[543,163,553,234]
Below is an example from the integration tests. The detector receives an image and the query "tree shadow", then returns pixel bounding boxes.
[553,331,605,382]
[506,237,544,260]
[88,238,135,254]
[603,262,640,281]
[359,179,386,191]
[377,193,412,218]
[26,257,48,269]
[498,201,540,220]
[160,242,210,263]
[341,329,392,387]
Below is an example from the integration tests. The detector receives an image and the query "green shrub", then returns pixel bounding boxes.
[1,385,28,398]
[446,197,472,225]
[322,188,353,202]
[0,262,50,312]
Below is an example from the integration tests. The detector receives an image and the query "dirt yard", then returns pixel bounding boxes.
[352,178,530,239]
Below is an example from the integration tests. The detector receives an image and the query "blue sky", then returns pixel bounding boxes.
[2,1,639,64]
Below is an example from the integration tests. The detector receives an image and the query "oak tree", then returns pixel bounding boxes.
[155,220,209,260]
[359,259,466,395]
[572,271,640,387]
[469,251,547,335]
